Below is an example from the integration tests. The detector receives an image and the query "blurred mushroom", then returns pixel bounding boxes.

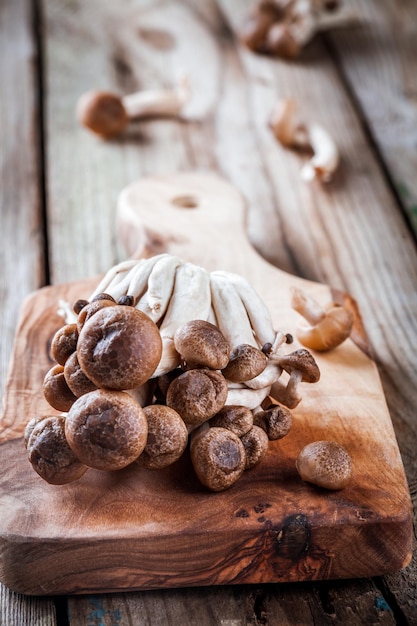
[65,389,148,471]
[239,0,285,52]
[190,426,246,491]
[271,348,320,408]
[291,286,354,350]
[296,440,352,489]
[174,319,230,370]
[76,73,190,138]
[138,405,188,470]
[26,415,88,485]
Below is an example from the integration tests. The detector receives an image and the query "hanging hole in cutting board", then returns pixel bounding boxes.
[171,195,199,209]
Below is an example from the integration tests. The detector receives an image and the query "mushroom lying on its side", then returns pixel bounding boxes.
[296,440,352,490]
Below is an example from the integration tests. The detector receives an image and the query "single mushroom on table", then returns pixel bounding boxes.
[296,440,352,490]
[76,73,190,138]
[291,286,354,351]
[270,98,339,183]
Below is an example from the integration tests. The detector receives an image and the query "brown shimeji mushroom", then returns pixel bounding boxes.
[239,0,285,52]
[296,440,352,490]
[271,348,320,409]
[253,401,293,440]
[241,425,269,470]
[209,405,253,438]
[291,286,354,351]
[64,352,97,398]
[43,364,77,412]
[166,369,228,427]
[50,323,78,366]
[76,74,190,138]
[138,405,188,470]
[25,415,88,485]
[65,390,148,471]
[190,426,246,492]
[173,320,230,370]
[76,305,162,391]
[222,343,268,383]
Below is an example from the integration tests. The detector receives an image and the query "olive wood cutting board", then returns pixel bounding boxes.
[0,172,412,595]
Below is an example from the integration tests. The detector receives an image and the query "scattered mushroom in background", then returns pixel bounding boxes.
[24,254,326,492]
[239,0,358,59]
[296,440,352,490]
[76,73,190,138]
[291,286,354,351]
[270,98,340,183]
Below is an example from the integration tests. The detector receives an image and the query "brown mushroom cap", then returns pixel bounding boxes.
[26,415,88,485]
[138,405,188,470]
[64,351,97,397]
[296,440,352,490]
[296,305,354,352]
[254,403,293,440]
[278,349,320,383]
[265,23,301,58]
[77,305,162,390]
[240,1,284,52]
[50,323,78,365]
[210,405,253,438]
[241,425,269,470]
[174,320,230,370]
[76,90,129,138]
[43,364,77,412]
[65,389,148,470]
[166,369,228,426]
[24,416,49,449]
[77,299,116,332]
[190,427,246,491]
[222,344,268,383]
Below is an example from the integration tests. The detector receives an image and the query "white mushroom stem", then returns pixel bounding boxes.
[271,370,303,409]
[211,270,276,346]
[121,73,190,120]
[300,122,339,183]
[136,256,183,323]
[226,384,272,410]
[89,259,139,299]
[291,286,326,325]
[152,263,211,377]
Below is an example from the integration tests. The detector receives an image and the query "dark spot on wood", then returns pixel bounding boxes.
[235,508,249,518]
[254,503,271,514]
[275,513,310,560]
[257,516,267,523]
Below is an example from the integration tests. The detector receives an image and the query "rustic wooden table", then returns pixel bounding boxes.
[1,0,416,624]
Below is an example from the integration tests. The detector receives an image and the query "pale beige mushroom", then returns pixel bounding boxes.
[296,440,352,490]
[76,74,190,138]
[291,286,354,351]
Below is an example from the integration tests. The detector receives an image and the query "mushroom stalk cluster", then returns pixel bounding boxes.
[25,254,321,492]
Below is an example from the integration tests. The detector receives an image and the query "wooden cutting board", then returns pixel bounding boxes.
[0,173,412,595]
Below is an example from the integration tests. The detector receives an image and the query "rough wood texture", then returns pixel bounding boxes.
[0,0,416,622]
[0,174,412,596]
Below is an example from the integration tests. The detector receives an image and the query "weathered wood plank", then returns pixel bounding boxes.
[0,0,55,624]
[39,0,417,623]
[327,0,417,237]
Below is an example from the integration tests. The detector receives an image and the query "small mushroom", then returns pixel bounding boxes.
[76,74,190,138]
[26,415,88,484]
[253,402,293,440]
[210,405,254,437]
[138,405,188,470]
[296,440,352,490]
[76,298,116,332]
[265,22,301,58]
[239,0,285,52]
[65,389,148,471]
[291,286,354,351]
[43,364,77,412]
[270,99,339,183]
[222,344,268,383]
[174,320,230,370]
[271,348,320,408]
[50,323,79,366]
[190,426,246,491]
[77,305,162,390]
[64,351,97,397]
[166,369,228,427]
[241,425,269,469]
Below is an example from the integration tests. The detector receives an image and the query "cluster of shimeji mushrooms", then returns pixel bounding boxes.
[24,254,353,492]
